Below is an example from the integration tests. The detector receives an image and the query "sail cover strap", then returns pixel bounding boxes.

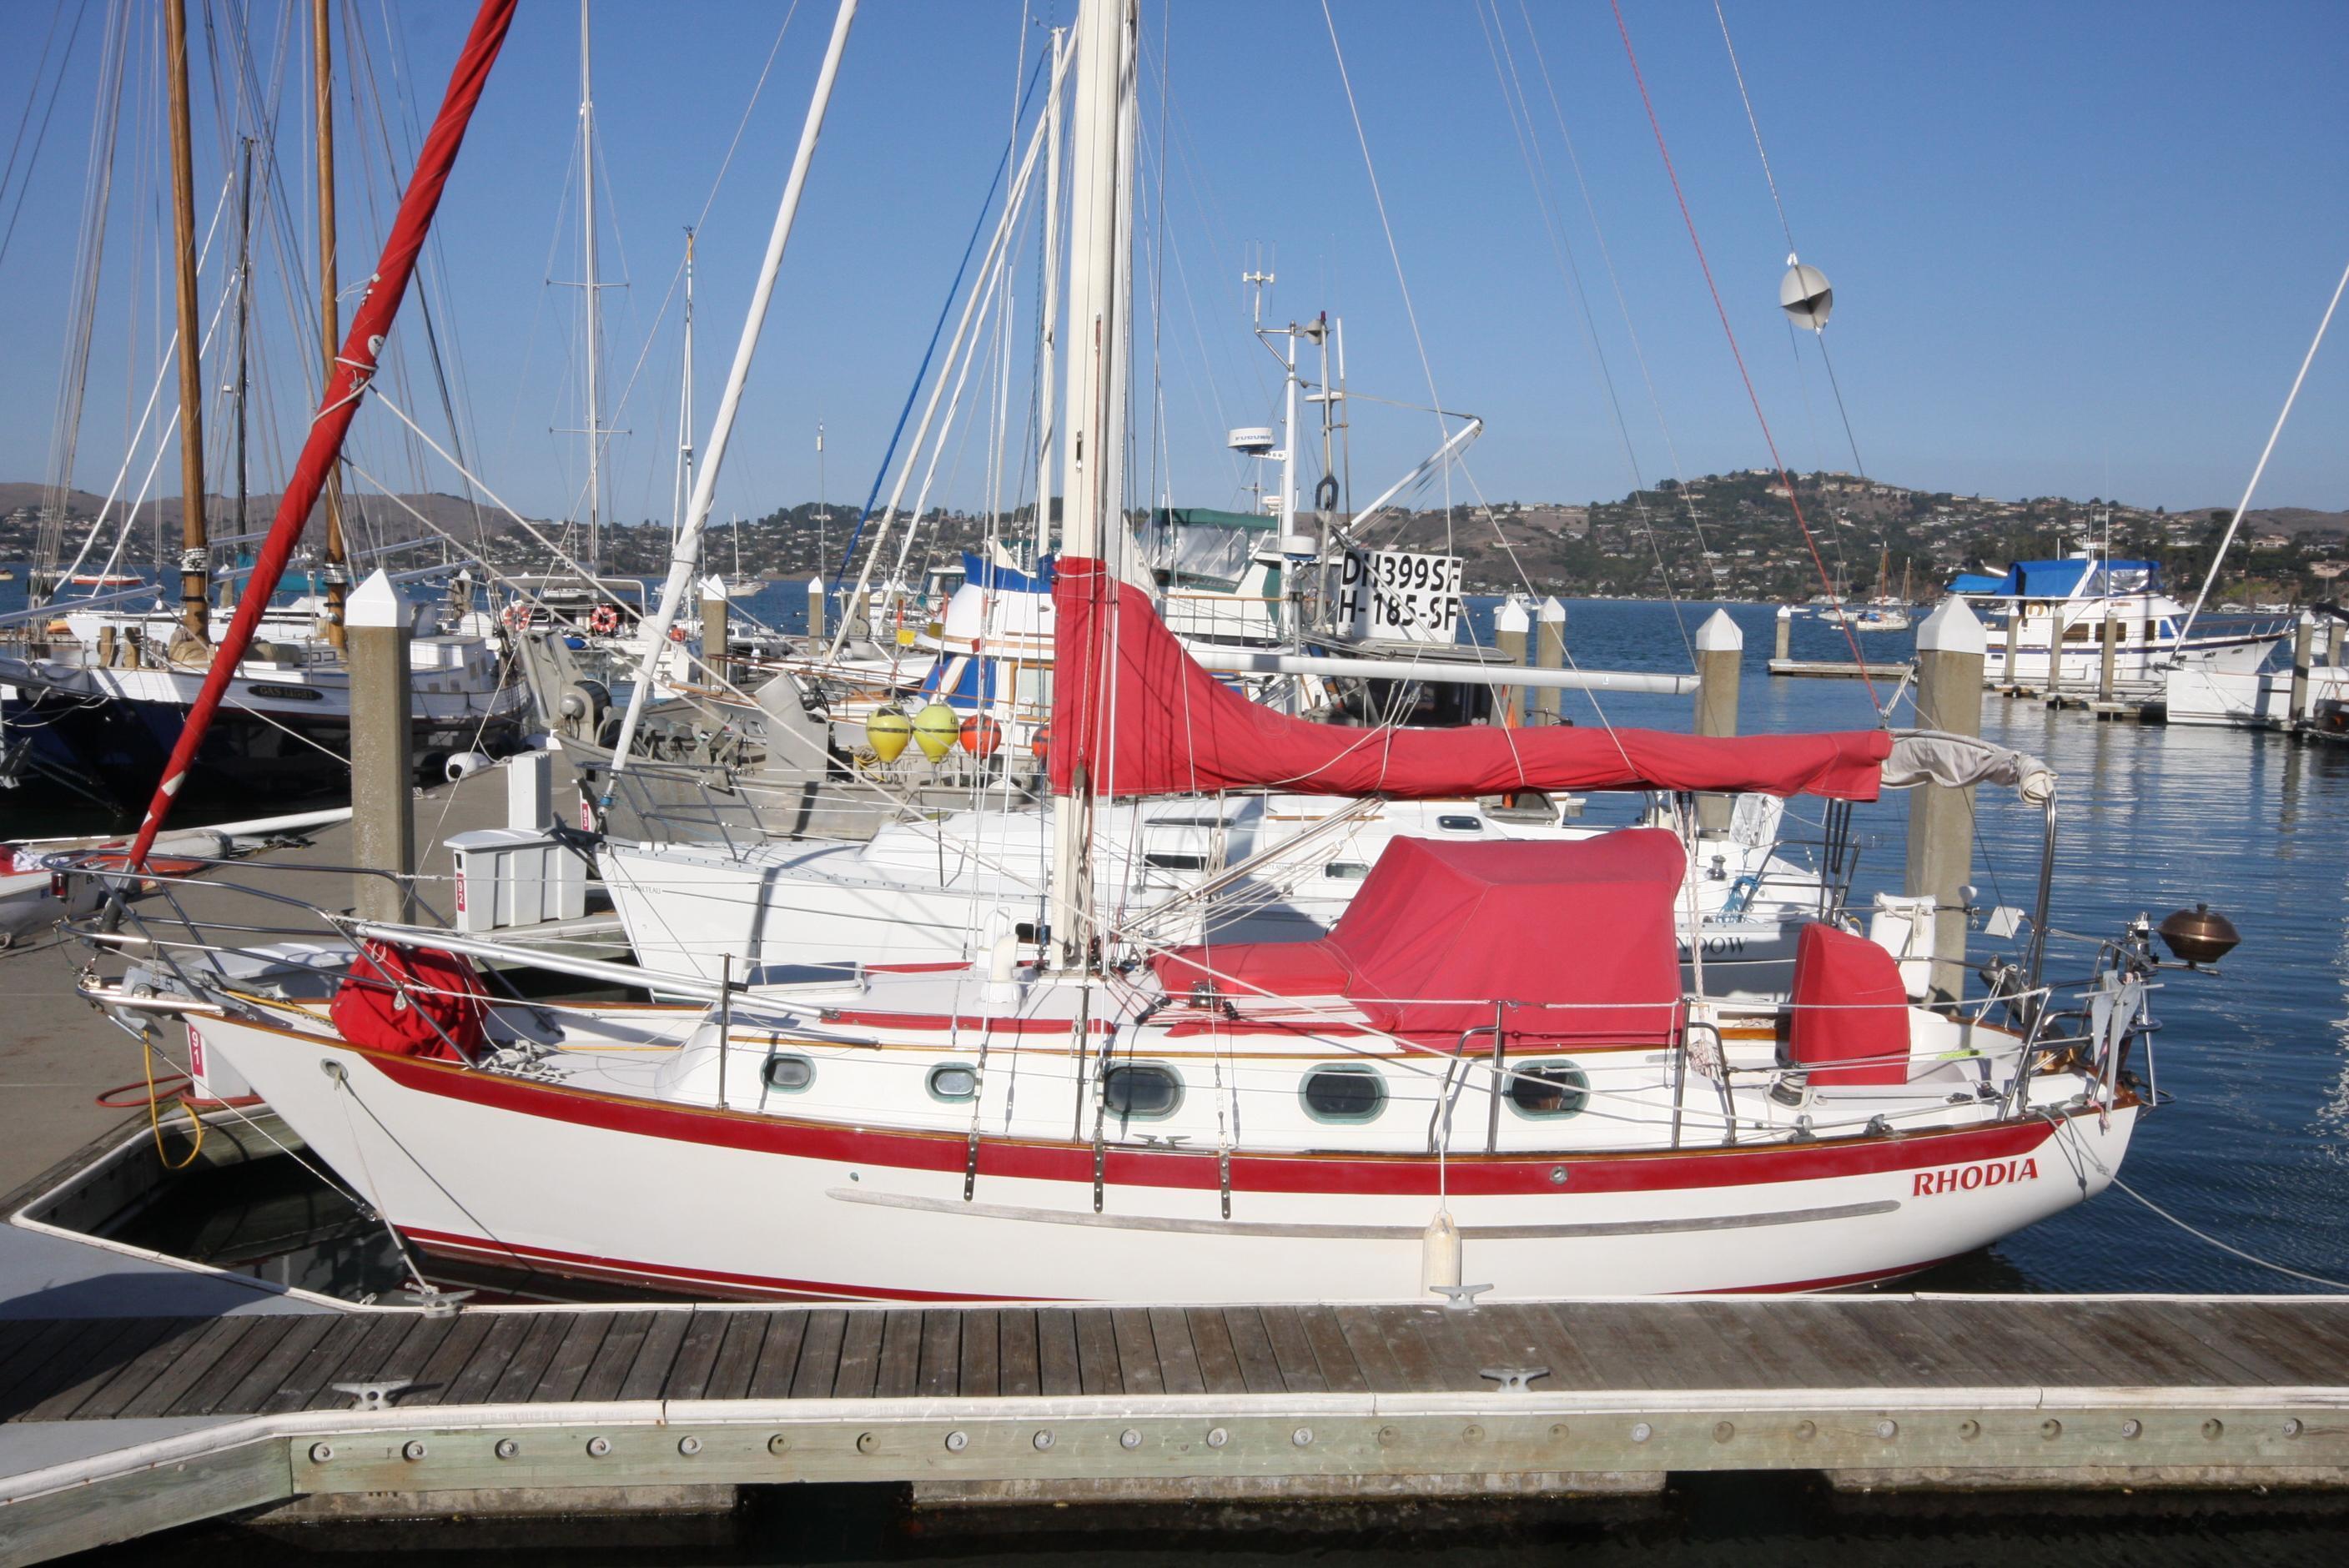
[1048,556,1891,802]
[128,0,519,868]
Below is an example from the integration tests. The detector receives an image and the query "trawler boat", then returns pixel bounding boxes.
[1949,542,2285,690]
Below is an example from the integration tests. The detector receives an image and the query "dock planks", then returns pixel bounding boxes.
[7,1295,2349,1424]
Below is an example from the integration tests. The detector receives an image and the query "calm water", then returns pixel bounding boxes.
[1486,597,2349,1296]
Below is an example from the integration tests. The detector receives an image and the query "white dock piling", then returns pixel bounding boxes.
[1494,598,1530,726]
[1694,609,1743,838]
[1534,597,1566,722]
[347,570,416,925]
[1907,598,1986,1003]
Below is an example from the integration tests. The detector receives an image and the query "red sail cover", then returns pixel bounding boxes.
[1784,922,1913,1086]
[1154,830,1688,1043]
[1049,558,1889,801]
[128,0,519,868]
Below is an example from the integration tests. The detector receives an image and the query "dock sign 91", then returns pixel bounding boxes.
[1339,549,1464,642]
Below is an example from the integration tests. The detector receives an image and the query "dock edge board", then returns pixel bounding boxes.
[5,1388,2348,1563]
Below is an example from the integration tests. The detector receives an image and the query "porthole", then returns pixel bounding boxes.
[1507,1061,1590,1118]
[1103,1063,1182,1120]
[1323,861,1371,882]
[761,1054,814,1093]
[1300,1065,1386,1123]
[927,1063,979,1103]
[1435,814,1483,832]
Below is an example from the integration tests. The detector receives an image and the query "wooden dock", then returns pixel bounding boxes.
[1767,659,1913,681]
[4,1293,2348,1560]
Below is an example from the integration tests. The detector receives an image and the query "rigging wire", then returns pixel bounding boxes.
[1607,0,1877,708]
[831,39,1052,601]
[1713,0,1869,596]
[1471,0,1694,666]
[1316,0,1454,540]
[2170,253,2349,656]
[0,0,95,275]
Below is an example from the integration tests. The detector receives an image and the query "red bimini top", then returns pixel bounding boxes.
[1154,828,1688,1045]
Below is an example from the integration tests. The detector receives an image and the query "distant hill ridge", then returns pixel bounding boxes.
[0,483,544,536]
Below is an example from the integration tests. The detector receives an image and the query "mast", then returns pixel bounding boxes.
[164,0,208,641]
[579,0,604,575]
[672,228,695,544]
[1033,23,1065,560]
[1047,0,1137,971]
[129,0,522,867]
[600,0,859,787]
[228,136,253,612]
[314,0,348,645]
[816,422,827,583]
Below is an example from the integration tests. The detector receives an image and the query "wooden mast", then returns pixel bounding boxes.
[164,0,208,641]
[315,0,348,646]
[227,136,252,611]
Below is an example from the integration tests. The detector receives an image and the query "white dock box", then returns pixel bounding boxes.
[448,827,586,933]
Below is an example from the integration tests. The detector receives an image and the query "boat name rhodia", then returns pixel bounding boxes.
[1912,1157,2040,1198]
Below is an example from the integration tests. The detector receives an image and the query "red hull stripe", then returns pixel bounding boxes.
[405,1226,1021,1304]
[361,1046,2060,1199]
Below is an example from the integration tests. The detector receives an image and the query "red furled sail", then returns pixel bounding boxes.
[1049,556,1890,802]
[128,0,519,868]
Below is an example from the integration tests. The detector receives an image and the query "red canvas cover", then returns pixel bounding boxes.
[1785,922,1913,1086]
[329,940,492,1061]
[1153,829,1687,1043]
[1049,557,1890,803]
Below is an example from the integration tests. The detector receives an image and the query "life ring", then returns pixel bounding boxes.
[587,604,621,636]
[500,602,533,632]
[668,625,687,642]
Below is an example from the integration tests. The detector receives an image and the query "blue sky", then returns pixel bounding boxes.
[1,0,2344,536]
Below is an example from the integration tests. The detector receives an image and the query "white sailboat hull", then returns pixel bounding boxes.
[192,1006,2135,1304]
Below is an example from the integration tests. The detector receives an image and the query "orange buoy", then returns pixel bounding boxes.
[958,715,1003,757]
[1029,723,1049,761]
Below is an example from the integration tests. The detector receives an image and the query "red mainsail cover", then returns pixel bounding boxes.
[1153,830,1688,1043]
[1049,557,1890,801]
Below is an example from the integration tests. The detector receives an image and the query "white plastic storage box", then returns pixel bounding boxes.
[447,827,587,933]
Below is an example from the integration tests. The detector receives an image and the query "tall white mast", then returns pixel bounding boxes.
[601,0,860,787]
[579,0,604,575]
[1033,23,1067,560]
[672,228,695,544]
[1048,0,1137,970]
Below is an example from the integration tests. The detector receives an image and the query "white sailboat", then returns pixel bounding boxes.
[81,0,2190,1307]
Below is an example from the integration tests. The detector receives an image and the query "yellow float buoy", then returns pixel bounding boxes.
[912,701,961,762]
[864,706,913,764]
